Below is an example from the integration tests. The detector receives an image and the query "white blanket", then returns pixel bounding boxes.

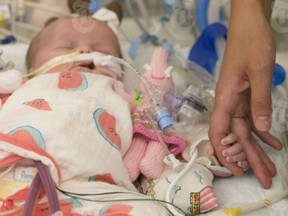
[0,71,135,191]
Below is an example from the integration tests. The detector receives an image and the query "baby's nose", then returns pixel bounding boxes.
[79,46,93,53]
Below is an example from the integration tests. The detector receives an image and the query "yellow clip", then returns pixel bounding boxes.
[0,15,4,26]
[222,207,242,216]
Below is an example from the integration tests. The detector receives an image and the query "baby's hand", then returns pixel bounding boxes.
[221,133,248,169]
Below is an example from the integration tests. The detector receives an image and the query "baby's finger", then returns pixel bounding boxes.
[237,160,249,169]
[226,152,246,163]
[222,142,243,157]
[221,133,238,145]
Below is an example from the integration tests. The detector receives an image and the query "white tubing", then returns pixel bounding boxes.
[207,0,229,25]
[165,145,198,216]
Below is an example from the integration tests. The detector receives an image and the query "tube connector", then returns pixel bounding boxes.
[164,154,185,173]
[155,107,173,130]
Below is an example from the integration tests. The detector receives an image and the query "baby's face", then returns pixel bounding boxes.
[31,17,120,74]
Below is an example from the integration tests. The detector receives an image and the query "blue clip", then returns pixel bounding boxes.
[128,33,159,59]
[160,17,170,25]
[161,42,174,55]
[273,63,286,86]
[0,35,16,44]
[128,38,141,59]
[88,0,101,14]
[188,22,227,74]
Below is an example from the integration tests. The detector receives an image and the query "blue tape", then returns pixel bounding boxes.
[188,22,227,74]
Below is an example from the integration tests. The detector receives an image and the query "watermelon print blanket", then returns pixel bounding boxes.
[0,72,168,215]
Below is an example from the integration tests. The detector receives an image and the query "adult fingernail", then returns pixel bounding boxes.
[255,115,271,131]
[222,150,227,157]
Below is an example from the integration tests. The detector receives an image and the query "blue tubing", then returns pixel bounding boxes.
[196,0,210,32]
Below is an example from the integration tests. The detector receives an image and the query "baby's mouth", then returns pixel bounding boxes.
[71,61,95,71]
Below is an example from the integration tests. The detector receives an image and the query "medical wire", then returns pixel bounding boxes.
[0,164,15,178]
[56,187,188,216]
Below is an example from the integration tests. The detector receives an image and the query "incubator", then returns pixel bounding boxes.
[0,0,288,216]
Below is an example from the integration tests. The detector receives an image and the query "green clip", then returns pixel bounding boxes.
[133,88,143,105]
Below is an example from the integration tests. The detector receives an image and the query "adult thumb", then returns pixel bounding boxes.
[250,68,273,132]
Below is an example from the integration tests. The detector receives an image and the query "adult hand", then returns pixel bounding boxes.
[208,0,282,189]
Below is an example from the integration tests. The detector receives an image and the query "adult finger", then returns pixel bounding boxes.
[252,135,277,177]
[252,127,283,151]
[249,63,274,132]
[231,118,274,188]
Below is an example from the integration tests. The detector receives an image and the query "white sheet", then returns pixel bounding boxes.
[212,129,288,216]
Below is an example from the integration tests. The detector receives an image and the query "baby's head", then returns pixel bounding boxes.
[26,16,121,74]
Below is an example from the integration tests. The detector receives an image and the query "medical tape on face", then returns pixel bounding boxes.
[23,51,81,78]
[25,52,122,78]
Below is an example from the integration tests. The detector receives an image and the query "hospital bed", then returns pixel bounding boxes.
[0,0,288,215]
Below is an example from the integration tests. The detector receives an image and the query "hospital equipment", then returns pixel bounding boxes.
[0,0,288,215]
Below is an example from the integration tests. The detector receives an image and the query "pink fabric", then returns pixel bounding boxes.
[132,110,186,156]
[200,186,219,213]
